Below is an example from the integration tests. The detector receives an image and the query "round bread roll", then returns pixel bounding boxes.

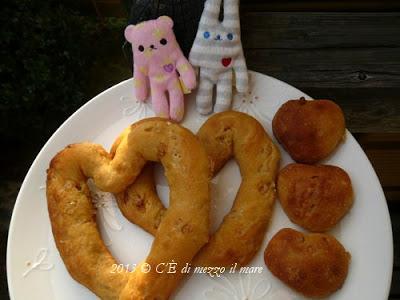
[264,228,351,298]
[272,98,345,163]
[277,163,353,232]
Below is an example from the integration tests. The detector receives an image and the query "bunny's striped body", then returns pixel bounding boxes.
[190,0,248,114]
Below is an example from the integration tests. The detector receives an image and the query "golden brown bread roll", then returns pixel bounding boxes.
[264,228,351,298]
[272,98,345,164]
[277,163,353,232]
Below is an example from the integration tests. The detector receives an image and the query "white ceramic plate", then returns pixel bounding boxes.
[7,71,393,300]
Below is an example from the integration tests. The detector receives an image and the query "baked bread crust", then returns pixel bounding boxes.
[272,99,345,164]
[264,228,351,298]
[277,163,353,232]
[47,118,210,300]
[116,111,280,267]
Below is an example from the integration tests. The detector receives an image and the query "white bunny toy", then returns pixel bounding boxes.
[189,0,249,114]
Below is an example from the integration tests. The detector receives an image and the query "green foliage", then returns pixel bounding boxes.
[0,0,128,145]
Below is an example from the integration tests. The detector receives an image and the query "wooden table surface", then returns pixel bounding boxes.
[2,0,399,299]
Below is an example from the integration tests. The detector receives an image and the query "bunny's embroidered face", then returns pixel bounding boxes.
[202,29,235,42]
[125,16,178,63]
[197,23,241,57]
[189,0,244,69]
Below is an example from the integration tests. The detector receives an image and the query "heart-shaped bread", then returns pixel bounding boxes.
[115,111,281,267]
[277,163,353,232]
[264,228,351,298]
[272,98,345,164]
[47,118,210,300]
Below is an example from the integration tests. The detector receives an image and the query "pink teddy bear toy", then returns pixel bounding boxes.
[124,16,196,122]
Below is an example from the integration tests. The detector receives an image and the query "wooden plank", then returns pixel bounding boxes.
[385,188,400,203]
[351,134,400,201]
[355,133,400,146]
[363,149,400,187]
[241,0,400,12]
[241,12,400,49]
[241,13,400,93]
[354,133,400,188]
[245,48,400,88]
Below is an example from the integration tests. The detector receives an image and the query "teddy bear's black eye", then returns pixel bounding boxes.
[138,45,144,52]
[160,38,167,45]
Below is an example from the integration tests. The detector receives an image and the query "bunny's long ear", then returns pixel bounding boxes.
[222,0,240,30]
[198,0,223,29]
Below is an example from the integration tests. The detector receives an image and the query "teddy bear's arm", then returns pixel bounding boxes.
[133,64,149,101]
[176,53,197,90]
[233,53,249,93]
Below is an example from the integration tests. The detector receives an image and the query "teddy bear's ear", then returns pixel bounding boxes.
[124,24,136,43]
[157,16,174,29]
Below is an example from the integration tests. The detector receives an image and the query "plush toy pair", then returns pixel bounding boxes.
[124,0,248,121]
